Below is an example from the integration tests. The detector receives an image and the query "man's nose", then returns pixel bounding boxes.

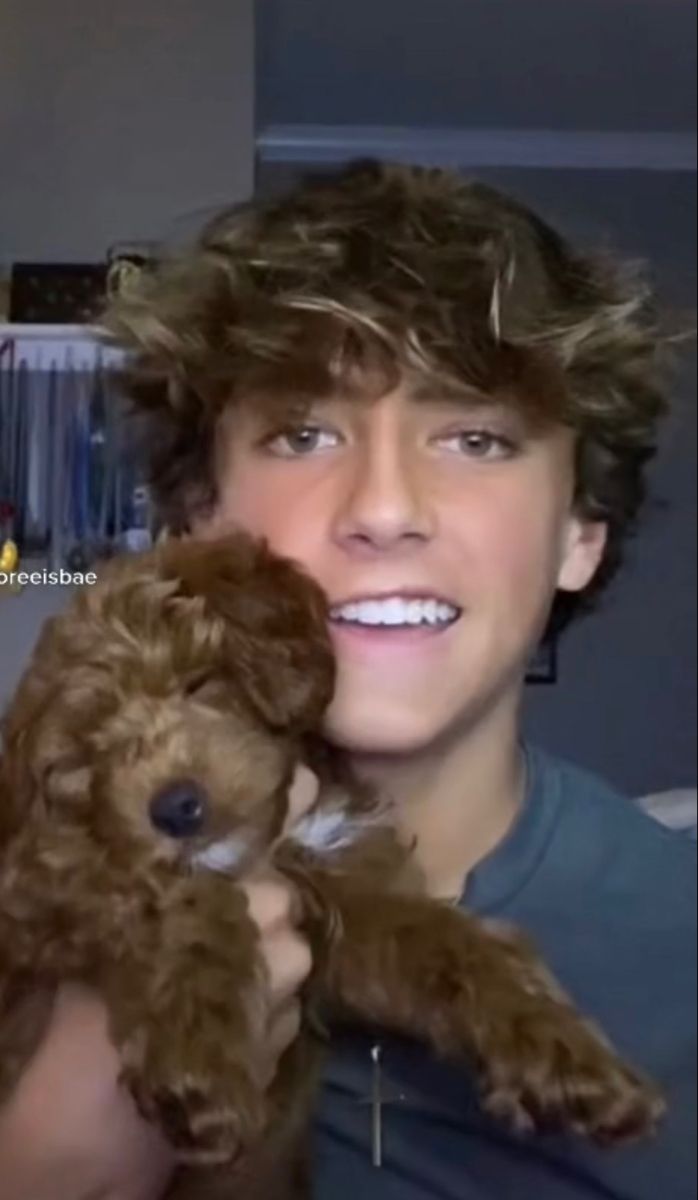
[331,437,435,555]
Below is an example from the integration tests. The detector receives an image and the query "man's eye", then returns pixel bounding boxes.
[437,430,519,460]
[263,425,341,457]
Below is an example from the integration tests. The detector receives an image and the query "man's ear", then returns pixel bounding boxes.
[556,516,608,593]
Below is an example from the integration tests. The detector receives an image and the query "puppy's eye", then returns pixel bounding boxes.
[149,780,208,839]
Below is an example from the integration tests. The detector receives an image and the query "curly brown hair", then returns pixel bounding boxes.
[104,159,671,633]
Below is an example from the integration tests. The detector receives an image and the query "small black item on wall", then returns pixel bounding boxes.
[10,263,107,324]
[106,243,154,300]
[525,637,558,685]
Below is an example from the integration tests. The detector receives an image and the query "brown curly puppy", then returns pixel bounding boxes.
[0,533,664,1199]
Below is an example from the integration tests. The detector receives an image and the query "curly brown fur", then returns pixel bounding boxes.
[0,534,664,1198]
[103,160,673,634]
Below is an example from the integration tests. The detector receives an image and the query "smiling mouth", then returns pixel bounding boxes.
[329,595,462,632]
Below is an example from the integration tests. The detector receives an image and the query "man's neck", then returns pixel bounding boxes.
[349,698,526,901]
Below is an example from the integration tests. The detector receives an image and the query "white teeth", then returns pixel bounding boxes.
[406,600,422,625]
[385,598,407,626]
[330,596,459,628]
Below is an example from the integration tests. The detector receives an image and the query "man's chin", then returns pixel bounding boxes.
[322,701,454,760]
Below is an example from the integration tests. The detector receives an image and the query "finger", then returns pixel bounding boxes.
[241,877,302,930]
[260,930,313,1006]
[284,764,320,829]
[257,1001,303,1089]
[268,1001,302,1059]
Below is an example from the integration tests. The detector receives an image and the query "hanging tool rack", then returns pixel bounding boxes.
[0,323,152,574]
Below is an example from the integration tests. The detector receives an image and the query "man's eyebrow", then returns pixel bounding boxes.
[407,383,512,414]
[408,379,490,405]
[242,394,316,421]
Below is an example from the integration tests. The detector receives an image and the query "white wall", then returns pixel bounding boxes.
[0,0,254,708]
[0,0,255,262]
[0,565,76,705]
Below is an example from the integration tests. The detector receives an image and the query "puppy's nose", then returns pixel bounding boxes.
[149,779,209,839]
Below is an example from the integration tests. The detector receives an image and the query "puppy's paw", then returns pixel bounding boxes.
[479,1006,666,1146]
[124,1059,268,1165]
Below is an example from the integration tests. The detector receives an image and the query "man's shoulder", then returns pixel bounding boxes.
[536,745,696,890]
[517,745,696,960]
[523,749,695,1191]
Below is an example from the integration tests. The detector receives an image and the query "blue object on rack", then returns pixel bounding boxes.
[0,333,156,569]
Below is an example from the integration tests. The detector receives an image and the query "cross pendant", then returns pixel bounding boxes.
[371,1043,384,1168]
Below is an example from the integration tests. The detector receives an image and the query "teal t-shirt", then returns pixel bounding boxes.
[311,746,697,1199]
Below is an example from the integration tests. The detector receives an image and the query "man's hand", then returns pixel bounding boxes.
[0,765,319,1200]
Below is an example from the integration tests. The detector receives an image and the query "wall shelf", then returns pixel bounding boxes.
[0,324,122,368]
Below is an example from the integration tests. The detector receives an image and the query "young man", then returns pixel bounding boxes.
[0,161,695,1199]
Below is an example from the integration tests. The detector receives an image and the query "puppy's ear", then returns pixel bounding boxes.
[0,623,58,834]
[0,757,18,843]
[0,646,98,833]
[159,533,336,733]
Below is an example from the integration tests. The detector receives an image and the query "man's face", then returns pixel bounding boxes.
[195,384,606,755]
